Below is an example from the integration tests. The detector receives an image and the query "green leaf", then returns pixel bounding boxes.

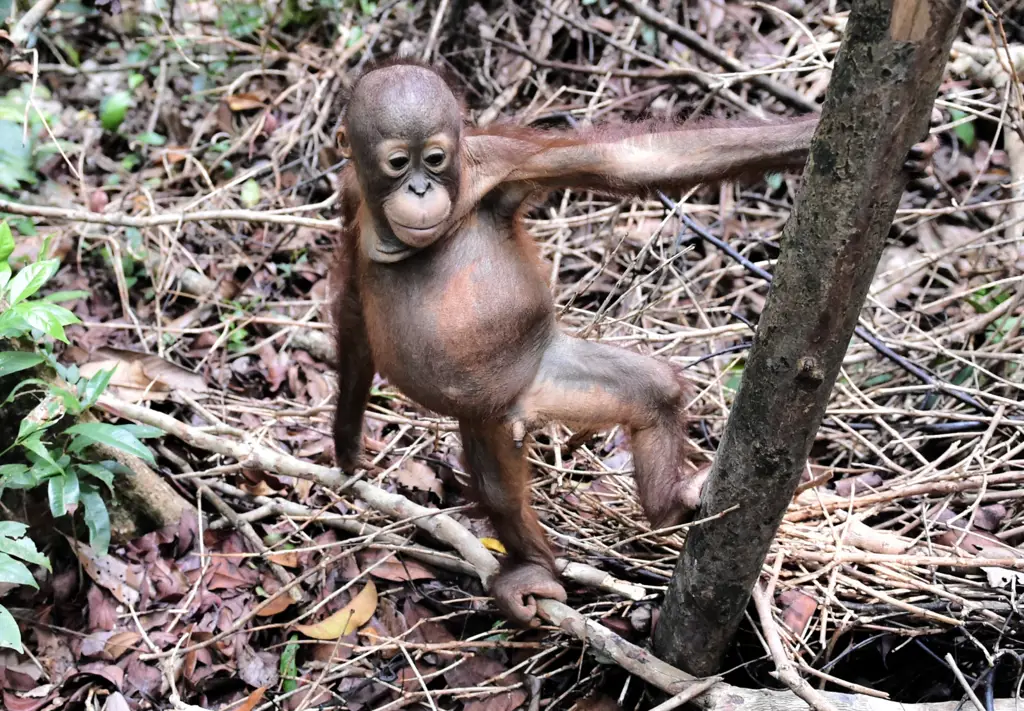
[949,109,975,148]
[77,463,115,494]
[0,221,13,262]
[10,218,36,236]
[43,289,90,303]
[0,463,39,490]
[0,533,49,570]
[0,351,43,378]
[16,305,68,343]
[48,475,67,517]
[0,522,28,538]
[66,422,156,464]
[0,552,36,588]
[128,73,146,90]
[240,179,261,208]
[49,471,81,517]
[19,431,58,462]
[119,424,164,439]
[80,366,116,408]
[81,485,111,555]
[6,258,59,305]
[0,605,23,653]
[100,91,133,132]
[862,372,894,388]
[134,131,166,146]
[31,301,80,326]
[0,262,11,292]
[280,634,300,693]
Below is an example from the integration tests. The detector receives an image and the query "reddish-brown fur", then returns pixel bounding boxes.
[331,60,818,625]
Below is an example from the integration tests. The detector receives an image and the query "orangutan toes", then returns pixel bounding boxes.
[491,563,567,627]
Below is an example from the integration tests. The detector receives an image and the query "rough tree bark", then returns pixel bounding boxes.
[653,0,967,676]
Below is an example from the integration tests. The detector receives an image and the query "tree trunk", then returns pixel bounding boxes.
[653,0,967,676]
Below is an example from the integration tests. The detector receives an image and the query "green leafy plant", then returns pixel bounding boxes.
[0,220,159,651]
[0,521,51,652]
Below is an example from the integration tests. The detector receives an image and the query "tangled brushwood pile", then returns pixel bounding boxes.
[1,1,1023,710]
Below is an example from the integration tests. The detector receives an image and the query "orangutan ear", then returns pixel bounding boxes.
[336,125,352,159]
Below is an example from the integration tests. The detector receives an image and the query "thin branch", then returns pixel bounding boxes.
[10,0,60,46]
[0,198,339,230]
[752,583,841,711]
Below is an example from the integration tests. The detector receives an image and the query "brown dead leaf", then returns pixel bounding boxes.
[0,652,43,690]
[974,504,1007,532]
[403,600,455,645]
[78,347,207,403]
[357,618,397,657]
[9,232,73,268]
[226,92,268,111]
[241,480,278,497]
[77,662,125,690]
[87,585,117,631]
[158,146,191,164]
[395,461,443,499]
[235,687,267,711]
[103,631,142,660]
[267,550,299,568]
[237,645,279,689]
[778,589,818,636]
[445,656,526,711]
[255,591,295,617]
[294,581,377,639]
[359,552,435,582]
[67,537,147,606]
[833,472,883,498]
[871,245,922,309]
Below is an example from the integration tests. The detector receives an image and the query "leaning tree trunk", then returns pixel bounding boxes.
[653,0,967,676]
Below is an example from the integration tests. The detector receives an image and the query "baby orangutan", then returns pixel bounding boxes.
[331,60,817,626]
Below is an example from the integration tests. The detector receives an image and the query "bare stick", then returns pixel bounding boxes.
[752,583,840,711]
[10,0,60,46]
[0,198,338,231]
[944,654,986,711]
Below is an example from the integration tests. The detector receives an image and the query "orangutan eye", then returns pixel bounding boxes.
[424,149,447,170]
[386,153,410,172]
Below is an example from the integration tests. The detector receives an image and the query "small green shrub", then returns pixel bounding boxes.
[0,219,158,652]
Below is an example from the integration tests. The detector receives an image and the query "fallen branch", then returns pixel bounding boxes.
[0,198,339,231]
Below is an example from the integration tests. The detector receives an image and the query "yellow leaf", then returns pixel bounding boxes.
[226,92,268,111]
[267,549,299,568]
[294,581,377,639]
[480,538,507,555]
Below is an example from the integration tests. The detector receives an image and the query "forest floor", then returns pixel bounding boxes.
[2,1,1024,710]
